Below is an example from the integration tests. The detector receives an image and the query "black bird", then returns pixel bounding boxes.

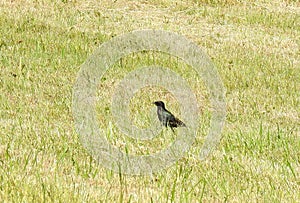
[153,101,186,132]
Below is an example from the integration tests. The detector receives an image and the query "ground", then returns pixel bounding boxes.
[0,0,299,202]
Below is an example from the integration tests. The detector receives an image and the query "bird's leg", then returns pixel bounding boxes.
[164,120,169,128]
[167,120,175,133]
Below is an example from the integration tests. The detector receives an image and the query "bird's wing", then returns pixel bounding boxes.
[169,117,186,128]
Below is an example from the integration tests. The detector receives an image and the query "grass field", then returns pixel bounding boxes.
[0,0,299,202]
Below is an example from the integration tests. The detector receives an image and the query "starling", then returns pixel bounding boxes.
[153,101,186,132]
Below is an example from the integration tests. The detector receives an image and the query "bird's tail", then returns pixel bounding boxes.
[175,118,186,127]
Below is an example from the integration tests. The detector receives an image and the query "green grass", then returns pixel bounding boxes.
[0,0,299,202]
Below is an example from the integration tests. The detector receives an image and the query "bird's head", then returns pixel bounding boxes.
[153,101,165,108]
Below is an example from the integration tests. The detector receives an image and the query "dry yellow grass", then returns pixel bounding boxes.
[0,0,299,202]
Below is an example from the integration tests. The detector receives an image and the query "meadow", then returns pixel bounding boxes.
[0,0,299,202]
